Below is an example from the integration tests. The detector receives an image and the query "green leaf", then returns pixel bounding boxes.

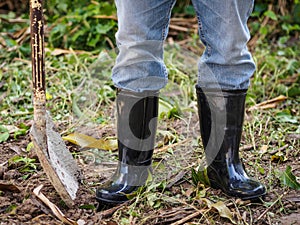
[0,125,9,143]
[259,26,268,35]
[276,112,298,124]
[26,142,34,152]
[158,99,180,119]
[0,132,9,143]
[191,168,210,187]
[279,166,300,190]
[0,125,8,133]
[288,86,300,97]
[264,10,278,20]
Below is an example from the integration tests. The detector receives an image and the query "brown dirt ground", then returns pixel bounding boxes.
[0,114,299,225]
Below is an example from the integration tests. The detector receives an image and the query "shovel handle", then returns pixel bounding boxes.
[30,0,46,127]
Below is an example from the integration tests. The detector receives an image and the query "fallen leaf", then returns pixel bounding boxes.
[211,201,236,224]
[271,152,287,163]
[0,182,21,192]
[63,132,117,151]
[198,198,236,224]
[259,145,268,154]
[33,185,78,225]
[248,95,287,111]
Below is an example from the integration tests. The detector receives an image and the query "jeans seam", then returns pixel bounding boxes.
[196,14,211,58]
[161,0,176,40]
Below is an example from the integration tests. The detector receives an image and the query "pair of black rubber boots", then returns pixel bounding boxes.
[96,87,266,205]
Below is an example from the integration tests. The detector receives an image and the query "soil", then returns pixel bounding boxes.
[0,113,299,225]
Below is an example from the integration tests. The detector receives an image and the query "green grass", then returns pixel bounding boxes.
[0,4,299,224]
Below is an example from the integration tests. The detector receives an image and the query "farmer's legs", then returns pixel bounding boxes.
[192,0,256,89]
[96,0,176,205]
[112,0,177,92]
[193,0,266,199]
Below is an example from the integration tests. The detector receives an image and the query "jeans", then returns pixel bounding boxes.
[112,0,255,92]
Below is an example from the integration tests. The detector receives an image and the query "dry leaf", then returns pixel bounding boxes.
[248,95,287,111]
[259,145,269,154]
[211,201,236,224]
[63,132,118,151]
[33,185,78,225]
[198,198,236,224]
[0,182,21,192]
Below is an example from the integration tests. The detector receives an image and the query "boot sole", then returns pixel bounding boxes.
[96,196,129,206]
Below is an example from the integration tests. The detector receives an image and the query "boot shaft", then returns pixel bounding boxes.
[117,89,159,166]
[196,87,247,164]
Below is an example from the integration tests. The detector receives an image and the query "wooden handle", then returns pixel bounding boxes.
[30,0,46,128]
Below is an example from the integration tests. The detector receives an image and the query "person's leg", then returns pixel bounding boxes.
[112,0,177,92]
[192,0,255,90]
[96,0,177,205]
[192,0,266,199]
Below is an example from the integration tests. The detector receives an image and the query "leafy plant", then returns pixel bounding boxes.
[8,155,37,173]
[191,167,210,187]
[277,165,300,190]
[0,125,10,143]
[46,0,117,51]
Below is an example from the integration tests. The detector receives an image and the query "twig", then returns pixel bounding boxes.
[169,24,189,32]
[170,18,197,23]
[33,185,78,225]
[98,200,131,218]
[239,144,253,151]
[0,161,7,167]
[154,138,190,154]
[269,144,288,155]
[166,170,188,188]
[105,36,115,49]
[171,210,203,225]
[255,193,284,222]
[93,15,117,21]
[157,207,191,218]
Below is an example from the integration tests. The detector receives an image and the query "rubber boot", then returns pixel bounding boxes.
[96,89,159,205]
[196,86,266,200]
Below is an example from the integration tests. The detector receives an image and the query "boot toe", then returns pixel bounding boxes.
[96,182,130,205]
[229,179,266,200]
[96,180,141,205]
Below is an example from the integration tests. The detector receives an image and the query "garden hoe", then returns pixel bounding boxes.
[29,0,81,207]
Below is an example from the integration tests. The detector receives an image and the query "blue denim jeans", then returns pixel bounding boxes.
[112,0,255,92]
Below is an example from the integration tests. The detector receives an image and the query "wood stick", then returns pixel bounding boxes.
[171,210,203,225]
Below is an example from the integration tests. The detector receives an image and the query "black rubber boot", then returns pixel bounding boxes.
[196,86,266,200]
[96,89,159,205]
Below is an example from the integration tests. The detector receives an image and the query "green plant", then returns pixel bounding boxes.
[0,125,10,143]
[8,155,37,173]
[46,0,117,51]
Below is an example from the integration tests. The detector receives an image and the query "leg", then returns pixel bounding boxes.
[193,0,266,199]
[112,0,177,92]
[192,0,256,89]
[96,0,176,205]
